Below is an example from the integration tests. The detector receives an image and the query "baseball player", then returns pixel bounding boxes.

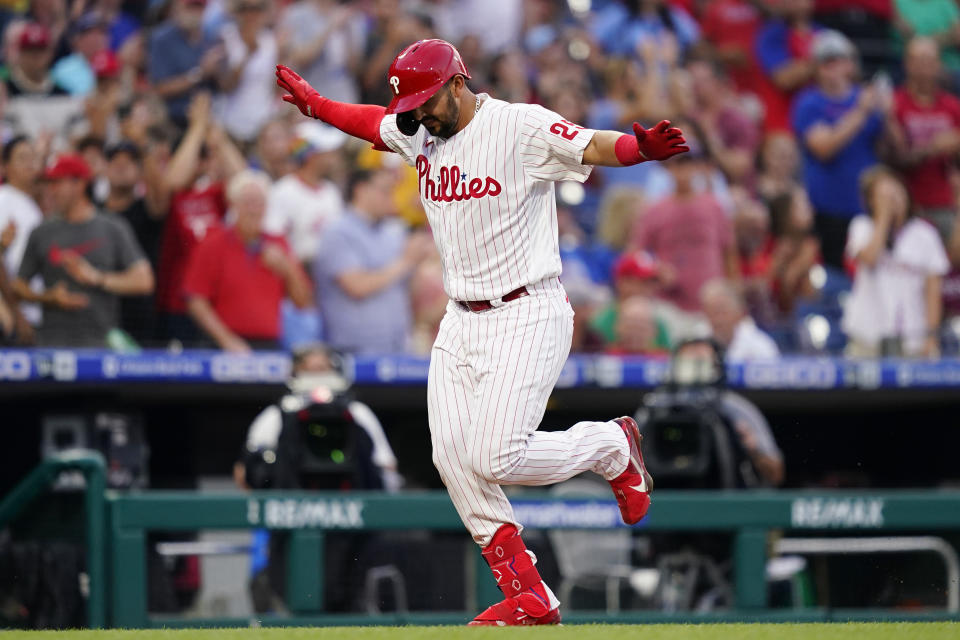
[276,39,687,626]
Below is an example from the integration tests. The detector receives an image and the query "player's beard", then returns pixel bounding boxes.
[428,90,461,139]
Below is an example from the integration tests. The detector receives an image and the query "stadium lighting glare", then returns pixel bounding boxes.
[809,264,827,290]
[569,38,591,60]
[950,317,960,341]
[805,314,830,350]
[568,0,592,14]
[559,181,586,206]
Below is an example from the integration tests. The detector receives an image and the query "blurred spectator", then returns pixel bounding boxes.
[116,95,165,150]
[251,116,293,180]
[103,141,164,345]
[184,169,312,352]
[460,0,522,56]
[148,0,225,126]
[360,7,432,106]
[792,29,888,270]
[313,168,433,354]
[732,191,777,324]
[408,253,447,356]
[0,134,40,343]
[842,166,949,358]
[13,153,153,347]
[755,131,802,203]
[0,255,31,344]
[50,11,109,96]
[595,186,644,256]
[141,122,176,226]
[95,0,141,52]
[0,135,42,283]
[754,0,817,132]
[154,92,246,344]
[700,278,780,362]
[631,145,739,317]
[700,0,764,97]
[77,135,109,204]
[590,0,701,59]
[215,0,278,144]
[889,37,960,244]
[557,206,613,352]
[607,295,669,356]
[278,0,363,105]
[680,57,761,186]
[72,50,125,144]
[22,0,70,61]
[264,121,345,269]
[488,49,535,105]
[893,0,960,87]
[3,20,84,143]
[735,190,771,278]
[766,187,820,315]
[4,23,67,97]
[943,212,960,332]
[591,250,674,350]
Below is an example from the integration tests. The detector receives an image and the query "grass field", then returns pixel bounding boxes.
[2,623,957,640]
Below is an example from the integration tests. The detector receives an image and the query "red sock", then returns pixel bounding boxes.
[482,525,550,616]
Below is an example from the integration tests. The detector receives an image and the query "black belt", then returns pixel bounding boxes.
[457,286,529,312]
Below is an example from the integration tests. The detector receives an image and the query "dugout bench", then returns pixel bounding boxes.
[3,452,960,628]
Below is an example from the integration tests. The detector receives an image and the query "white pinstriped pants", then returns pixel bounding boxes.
[428,278,630,547]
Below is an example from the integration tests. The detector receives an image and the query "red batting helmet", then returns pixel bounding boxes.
[385,39,471,115]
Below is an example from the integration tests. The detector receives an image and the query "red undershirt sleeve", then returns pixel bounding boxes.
[306,96,391,152]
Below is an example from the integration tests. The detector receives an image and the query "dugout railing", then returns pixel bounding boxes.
[4,451,960,628]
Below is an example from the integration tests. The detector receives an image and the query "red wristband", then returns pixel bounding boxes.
[614,133,647,166]
[306,95,389,151]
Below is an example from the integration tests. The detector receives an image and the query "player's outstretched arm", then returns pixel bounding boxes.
[276,64,388,148]
[582,120,689,167]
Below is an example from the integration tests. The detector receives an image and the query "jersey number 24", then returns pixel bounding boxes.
[549,120,583,141]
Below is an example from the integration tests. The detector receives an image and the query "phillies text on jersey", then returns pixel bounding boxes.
[379,95,596,302]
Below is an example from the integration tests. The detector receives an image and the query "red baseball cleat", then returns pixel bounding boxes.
[468,595,562,626]
[608,416,654,525]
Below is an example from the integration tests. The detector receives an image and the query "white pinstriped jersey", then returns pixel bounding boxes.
[379,94,596,301]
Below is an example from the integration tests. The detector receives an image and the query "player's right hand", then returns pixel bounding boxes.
[276,64,321,118]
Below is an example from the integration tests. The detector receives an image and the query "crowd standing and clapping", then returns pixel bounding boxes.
[0,0,958,361]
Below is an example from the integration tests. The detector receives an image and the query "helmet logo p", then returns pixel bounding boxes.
[389,76,400,95]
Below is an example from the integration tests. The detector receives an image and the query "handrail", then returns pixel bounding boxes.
[0,450,107,629]
[775,536,960,612]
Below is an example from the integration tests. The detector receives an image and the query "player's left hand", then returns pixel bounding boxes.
[634,120,689,161]
[276,64,321,118]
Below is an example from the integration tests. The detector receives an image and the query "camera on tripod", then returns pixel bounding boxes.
[635,339,759,489]
[242,381,381,491]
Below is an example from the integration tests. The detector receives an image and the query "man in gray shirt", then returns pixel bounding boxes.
[14,154,154,347]
[313,168,433,354]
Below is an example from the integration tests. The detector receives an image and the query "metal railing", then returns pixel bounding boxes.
[0,450,107,628]
[775,536,960,612]
[105,489,960,628]
[4,454,960,628]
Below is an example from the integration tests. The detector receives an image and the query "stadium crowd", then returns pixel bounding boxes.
[0,0,958,361]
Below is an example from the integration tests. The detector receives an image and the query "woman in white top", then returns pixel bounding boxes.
[215,0,279,143]
[842,166,949,358]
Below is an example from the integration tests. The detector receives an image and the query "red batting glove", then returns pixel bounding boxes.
[633,120,689,161]
[276,64,322,118]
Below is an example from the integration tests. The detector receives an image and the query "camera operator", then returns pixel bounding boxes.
[233,343,401,492]
[232,342,402,613]
[637,338,784,488]
[627,338,784,611]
